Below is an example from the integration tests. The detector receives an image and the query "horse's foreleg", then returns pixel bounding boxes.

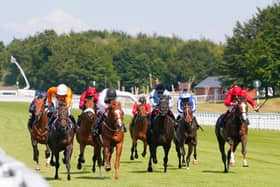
[217,136,227,173]
[241,135,248,167]
[174,139,182,168]
[54,152,60,179]
[65,145,73,181]
[32,141,40,170]
[130,141,135,160]
[45,145,51,167]
[141,139,147,157]
[77,144,85,170]
[147,155,153,172]
[229,139,236,166]
[163,143,171,172]
[193,136,199,164]
[134,142,138,159]
[104,146,111,171]
[94,145,103,178]
[114,143,123,180]
[186,143,193,170]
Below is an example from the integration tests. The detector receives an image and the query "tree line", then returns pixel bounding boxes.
[0,2,279,95]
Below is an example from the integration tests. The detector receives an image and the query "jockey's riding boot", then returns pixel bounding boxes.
[28,114,35,129]
[123,124,127,132]
[147,114,153,134]
[130,115,136,127]
[92,114,105,137]
[46,116,55,130]
[77,114,82,127]
[69,114,77,132]
[193,116,201,130]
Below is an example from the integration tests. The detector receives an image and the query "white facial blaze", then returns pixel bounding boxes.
[115,109,122,126]
[241,103,247,120]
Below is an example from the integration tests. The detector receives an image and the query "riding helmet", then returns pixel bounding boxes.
[232,86,242,95]
[155,84,165,92]
[106,88,117,99]
[57,84,68,96]
[86,87,96,97]
[138,96,146,104]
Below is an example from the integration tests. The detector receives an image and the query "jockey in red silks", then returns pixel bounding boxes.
[77,87,99,127]
[130,96,151,127]
[221,86,258,127]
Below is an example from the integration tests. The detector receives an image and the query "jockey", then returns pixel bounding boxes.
[221,86,258,127]
[46,84,76,130]
[148,84,175,132]
[130,96,151,127]
[27,91,47,129]
[77,87,99,127]
[92,88,137,136]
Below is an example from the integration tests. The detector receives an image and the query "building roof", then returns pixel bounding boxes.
[194,76,222,88]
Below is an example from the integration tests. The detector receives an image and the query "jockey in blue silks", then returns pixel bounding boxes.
[176,89,201,129]
[28,91,47,129]
[148,84,176,131]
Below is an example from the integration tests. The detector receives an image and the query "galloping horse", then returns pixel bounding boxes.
[215,96,249,173]
[147,95,175,172]
[76,97,103,177]
[94,100,125,180]
[129,103,149,160]
[28,97,51,170]
[48,105,75,180]
[174,103,198,169]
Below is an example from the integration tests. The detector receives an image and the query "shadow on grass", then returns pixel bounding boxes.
[121,160,142,164]
[45,177,62,181]
[202,170,236,174]
[76,176,111,180]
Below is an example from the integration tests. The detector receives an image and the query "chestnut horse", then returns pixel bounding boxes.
[48,105,75,180]
[174,103,198,170]
[94,100,125,180]
[215,96,249,173]
[147,95,175,172]
[28,97,51,170]
[129,103,148,160]
[76,97,103,177]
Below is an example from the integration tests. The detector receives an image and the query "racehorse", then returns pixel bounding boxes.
[28,97,51,170]
[76,97,103,177]
[94,100,125,180]
[129,103,148,160]
[47,105,75,180]
[174,103,198,170]
[147,95,175,172]
[215,96,249,173]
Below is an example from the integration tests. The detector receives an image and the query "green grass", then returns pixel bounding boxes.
[0,102,279,187]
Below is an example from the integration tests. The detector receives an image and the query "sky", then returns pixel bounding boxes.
[0,0,277,45]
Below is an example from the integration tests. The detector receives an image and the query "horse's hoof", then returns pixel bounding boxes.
[77,163,82,170]
[92,167,96,173]
[153,159,158,164]
[148,167,153,172]
[45,163,51,167]
[35,166,40,171]
[67,175,71,181]
[230,162,236,167]
[130,156,134,160]
[135,154,138,159]
[193,160,199,165]
[141,152,146,157]
[54,175,58,179]
[105,165,111,171]
[62,158,66,164]
[178,164,182,169]
[114,176,119,180]
[243,160,248,167]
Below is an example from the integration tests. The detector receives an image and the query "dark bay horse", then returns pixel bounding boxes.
[215,96,249,173]
[147,95,175,172]
[28,97,51,170]
[94,100,125,180]
[129,103,148,160]
[76,97,103,177]
[48,105,75,180]
[174,103,198,170]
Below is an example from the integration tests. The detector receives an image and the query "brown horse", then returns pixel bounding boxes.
[147,95,175,172]
[94,100,125,180]
[215,96,249,173]
[174,103,198,170]
[129,103,148,160]
[28,97,51,170]
[76,97,103,177]
[48,105,75,180]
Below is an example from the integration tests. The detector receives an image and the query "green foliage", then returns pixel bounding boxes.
[223,2,280,94]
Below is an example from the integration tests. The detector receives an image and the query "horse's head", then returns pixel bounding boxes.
[158,95,169,116]
[56,106,71,133]
[137,103,147,119]
[83,97,96,119]
[107,100,124,130]
[235,96,248,123]
[183,103,193,124]
[34,97,46,121]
